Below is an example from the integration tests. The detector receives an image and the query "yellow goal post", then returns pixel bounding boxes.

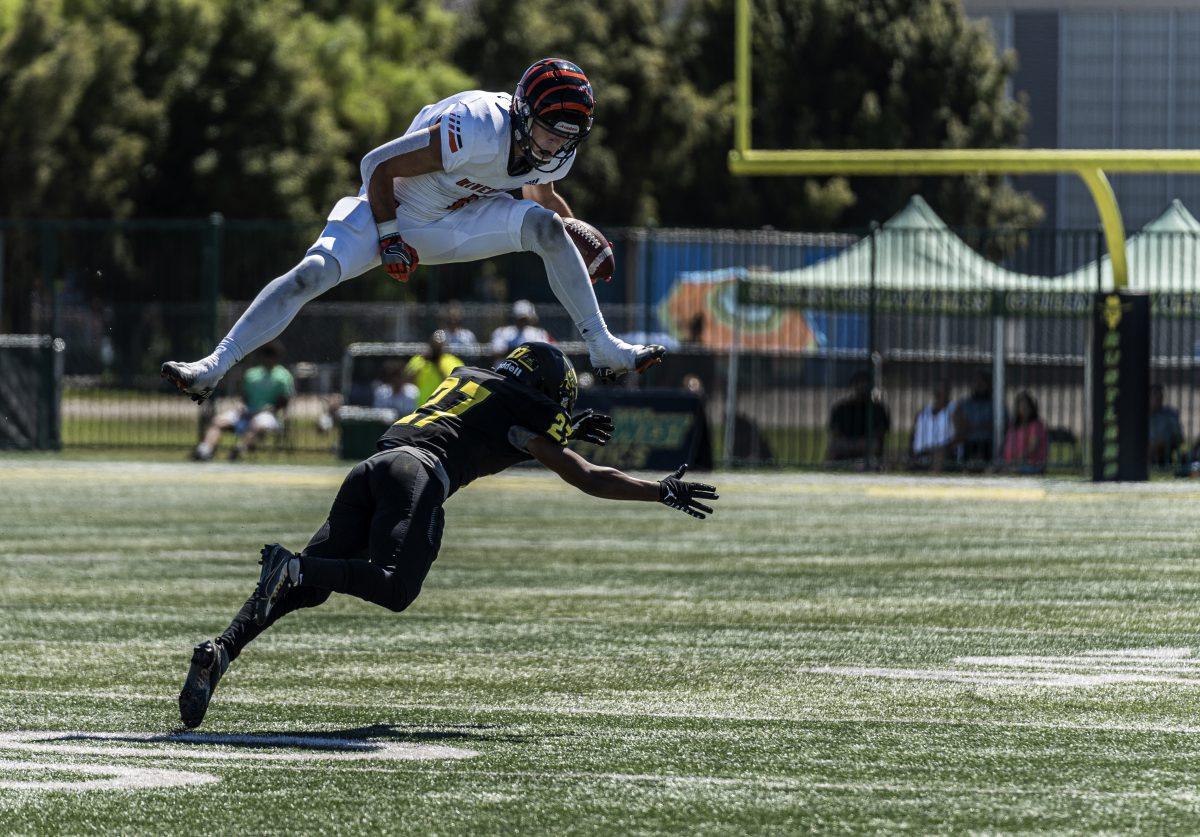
[726,0,1200,289]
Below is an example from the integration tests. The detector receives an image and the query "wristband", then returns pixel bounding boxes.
[376,219,400,238]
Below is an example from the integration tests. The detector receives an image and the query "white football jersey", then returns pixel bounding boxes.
[392,90,575,223]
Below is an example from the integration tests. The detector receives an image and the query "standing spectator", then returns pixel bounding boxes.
[1148,383,1184,467]
[953,370,1004,468]
[1000,390,1048,474]
[405,330,463,403]
[909,379,954,471]
[826,370,890,466]
[490,299,552,358]
[193,341,294,462]
[442,300,478,354]
[372,360,419,418]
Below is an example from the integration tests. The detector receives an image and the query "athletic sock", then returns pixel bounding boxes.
[207,337,245,378]
[217,584,330,661]
[575,312,614,346]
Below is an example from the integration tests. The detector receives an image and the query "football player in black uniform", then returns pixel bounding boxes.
[178,342,719,728]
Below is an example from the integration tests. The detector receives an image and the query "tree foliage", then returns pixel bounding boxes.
[672,0,1041,229]
[455,0,721,227]
[0,0,468,220]
[0,0,1040,228]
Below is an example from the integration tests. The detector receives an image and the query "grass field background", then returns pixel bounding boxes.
[3,457,1200,832]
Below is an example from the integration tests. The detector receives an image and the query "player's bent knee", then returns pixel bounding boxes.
[382,586,417,613]
[291,254,341,297]
[378,574,423,613]
[522,207,568,254]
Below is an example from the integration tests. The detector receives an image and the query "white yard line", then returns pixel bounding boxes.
[0,758,218,791]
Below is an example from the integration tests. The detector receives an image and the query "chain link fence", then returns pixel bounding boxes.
[4,212,1199,472]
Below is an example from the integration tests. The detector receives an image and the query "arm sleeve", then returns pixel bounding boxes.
[359,129,435,188]
[508,407,569,452]
[508,425,537,452]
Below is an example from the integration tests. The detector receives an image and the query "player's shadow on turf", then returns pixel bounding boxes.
[274,722,556,744]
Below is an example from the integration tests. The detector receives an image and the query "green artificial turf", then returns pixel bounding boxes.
[3,458,1200,833]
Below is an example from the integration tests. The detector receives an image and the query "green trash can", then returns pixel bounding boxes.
[337,406,397,460]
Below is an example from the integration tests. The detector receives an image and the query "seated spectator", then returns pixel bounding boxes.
[372,359,419,418]
[1149,383,1183,468]
[908,379,954,471]
[193,341,293,462]
[442,300,478,353]
[826,370,890,467]
[1000,390,1048,474]
[405,330,464,403]
[490,299,552,358]
[952,370,1004,468]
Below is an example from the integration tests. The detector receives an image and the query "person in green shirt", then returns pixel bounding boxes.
[192,342,295,461]
[404,330,464,403]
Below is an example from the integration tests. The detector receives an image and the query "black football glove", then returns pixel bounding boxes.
[657,464,719,520]
[567,409,613,446]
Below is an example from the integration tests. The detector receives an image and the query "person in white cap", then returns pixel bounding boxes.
[490,299,552,358]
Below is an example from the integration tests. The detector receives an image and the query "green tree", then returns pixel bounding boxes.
[674,0,1042,230]
[0,1,158,218]
[456,0,720,226]
[0,0,472,221]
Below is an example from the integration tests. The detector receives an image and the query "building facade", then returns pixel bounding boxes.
[965,0,1200,232]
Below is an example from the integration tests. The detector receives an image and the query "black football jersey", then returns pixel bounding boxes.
[376,366,568,495]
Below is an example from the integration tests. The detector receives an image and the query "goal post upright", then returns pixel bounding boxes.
[727,0,1200,291]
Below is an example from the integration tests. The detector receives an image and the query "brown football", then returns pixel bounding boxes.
[563,217,615,284]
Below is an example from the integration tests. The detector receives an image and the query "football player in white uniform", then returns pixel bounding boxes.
[162,59,664,402]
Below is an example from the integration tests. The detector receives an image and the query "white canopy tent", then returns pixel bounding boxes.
[1057,199,1200,292]
[733,195,1200,293]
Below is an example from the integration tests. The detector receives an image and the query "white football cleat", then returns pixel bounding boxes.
[161,359,223,403]
[590,341,666,384]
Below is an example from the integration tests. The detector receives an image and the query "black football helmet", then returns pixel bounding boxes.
[511,58,594,174]
[494,342,578,414]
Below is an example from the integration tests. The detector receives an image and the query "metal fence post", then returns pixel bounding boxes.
[992,290,1006,464]
[199,214,224,439]
[39,223,60,337]
[1082,228,1104,471]
[0,228,5,330]
[642,229,655,337]
[865,222,878,470]
[203,213,225,348]
[722,276,742,468]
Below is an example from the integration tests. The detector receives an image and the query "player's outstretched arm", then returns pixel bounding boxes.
[526,435,719,518]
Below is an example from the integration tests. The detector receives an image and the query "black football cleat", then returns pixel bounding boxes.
[160,360,218,403]
[254,543,296,626]
[594,344,666,384]
[178,639,230,729]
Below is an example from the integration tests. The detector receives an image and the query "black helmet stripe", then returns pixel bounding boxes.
[512,58,594,173]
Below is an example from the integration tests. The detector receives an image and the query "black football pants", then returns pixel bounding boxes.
[218,448,446,659]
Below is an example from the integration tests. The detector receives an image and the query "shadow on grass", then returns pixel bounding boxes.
[124,722,555,747]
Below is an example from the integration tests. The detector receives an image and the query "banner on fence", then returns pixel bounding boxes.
[574,389,712,472]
